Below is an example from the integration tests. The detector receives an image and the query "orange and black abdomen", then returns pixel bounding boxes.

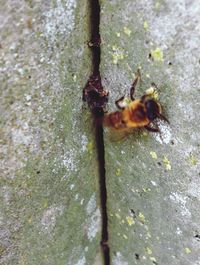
[104,100,150,130]
[104,111,127,130]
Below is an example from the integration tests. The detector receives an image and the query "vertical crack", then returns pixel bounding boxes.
[83,0,110,264]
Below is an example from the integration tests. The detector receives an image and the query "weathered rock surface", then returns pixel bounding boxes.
[1,0,200,264]
[0,1,101,264]
[101,0,200,264]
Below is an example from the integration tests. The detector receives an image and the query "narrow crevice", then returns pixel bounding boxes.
[83,1,110,264]
[95,119,110,265]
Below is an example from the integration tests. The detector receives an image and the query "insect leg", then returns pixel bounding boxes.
[158,113,170,123]
[115,96,125,110]
[140,94,148,103]
[145,125,160,133]
[130,69,141,101]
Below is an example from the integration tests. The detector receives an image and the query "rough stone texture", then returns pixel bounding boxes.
[0,1,102,264]
[1,0,200,264]
[101,0,200,264]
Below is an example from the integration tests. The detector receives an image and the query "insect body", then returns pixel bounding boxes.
[104,70,169,133]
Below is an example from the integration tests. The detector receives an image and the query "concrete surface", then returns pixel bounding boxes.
[101,0,200,264]
[1,0,200,265]
[0,1,102,264]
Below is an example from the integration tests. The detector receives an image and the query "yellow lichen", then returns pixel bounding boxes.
[150,257,157,263]
[123,26,131,36]
[151,47,164,62]
[116,168,121,176]
[150,151,158,159]
[43,200,48,208]
[155,1,161,9]
[185,247,192,254]
[126,216,135,226]
[146,73,150,78]
[112,45,125,64]
[143,21,149,31]
[115,213,121,219]
[163,156,172,170]
[188,155,197,166]
[147,232,151,238]
[142,187,151,192]
[86,141,94,154]
[73,74,77,82]
[123,234,128,239]
[145,247,153,255]
[116,32,120,37]
[138,212,145,223]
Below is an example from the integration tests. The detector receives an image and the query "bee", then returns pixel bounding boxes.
[103,70,169,133]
